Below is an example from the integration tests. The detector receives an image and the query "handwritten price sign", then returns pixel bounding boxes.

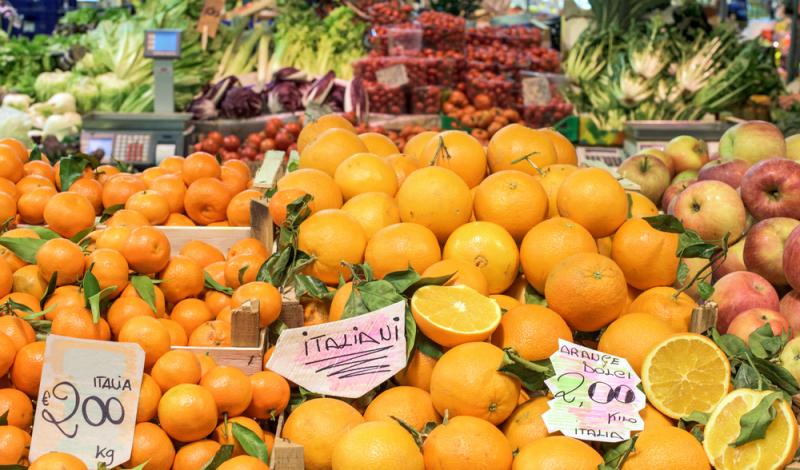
[267,301,406,398]
[376,65,409,89]
[542,339,645,442]
[29,336,144,468]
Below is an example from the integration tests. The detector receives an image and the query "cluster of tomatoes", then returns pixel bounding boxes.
[193,119,301,162]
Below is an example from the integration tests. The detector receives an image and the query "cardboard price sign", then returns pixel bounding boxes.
[29,336,145,468]
[376,65,409,89]
[196,0,225,38]
[267,301,407,398]
[522,76,552,106]
[542,339,645,442]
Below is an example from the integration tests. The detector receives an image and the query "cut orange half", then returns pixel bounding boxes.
[641,333,730,419]
[411,284,501,348]
[704,388,798,470]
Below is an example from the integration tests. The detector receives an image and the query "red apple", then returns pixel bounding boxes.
[739,158,800,221]
[665,136,710,173]
[697,158,750,189]
[784,225,800,291]
[618,154,671,204]
[641,148,675,176]
[670,180,748,245]
[719,120,786,165]
[743,217,800,287]
[728,307,791,344]
[713,238,746,281]
[661,180,692,212]
[780,290,800,337]
[710,271,781,333]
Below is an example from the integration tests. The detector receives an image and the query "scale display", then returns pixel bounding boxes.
[81,132,153,165]
[144,29,182,59]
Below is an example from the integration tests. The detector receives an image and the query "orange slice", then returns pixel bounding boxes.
[410,285,501,348]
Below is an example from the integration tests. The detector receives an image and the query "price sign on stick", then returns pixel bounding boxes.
[376,64,409,89]
[542,339,646,442]
[29,335,145,468]
[267,301,407,398]
[196,0,225,38]
[522,76,552,106]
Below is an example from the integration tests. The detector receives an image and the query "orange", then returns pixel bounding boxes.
[0,425,30,465]
[473,170,548,241]
[43,192,95,239]
[164,213,195,226]
[544,252,628,332]
[205,261,227,287]
[101,173,146,208]
[182,151,221,185]
[217,456,269,470]
[220,165,249,198]
[395,349,437,392]
[68,177,104,215]
[303,299,328,326]
[557,167,628,238]
[117,316,171,368]
[297,114,357,153]
[188,320,232,346]
[541,128,578,165]
[29,452,87,470]
[151,349,202,392]
[126,422,176,470]
[611,218,680,290]
[597,235,613,257]
[185,177,233,225]
[276,168,343,211]
[141,166,167,186]
[422,415,513,470]
[358,132,400,157]
[328,282,353,322]
[0,388,33,429]
[341,191,400,238]
[443,221,520,294]
[534,163,578,218]
[227,189,261,226]
[622,426,709,470]
[180,240,224,268]
[0,140,28,163]
[1,292,40,316]
[173,440,221,470]
[10,340,45,397]
[44,286,85,321]
[158,383,218,442]
[201,365,253,416]
[404,131,437,164]
[158,255,204,304]
[223,159,251,180]
[385,153,420,186]
[598,313,676,374]
[429,342,520,424]
[16,174,54,193]
[125,190,170,225]
[11,265,47,298]
[332,421,424,470]
[16,189,51,226]
[640,403,674,430]
[282,398,364,470]
[298,209,367,285]
[246,370,290,419]
[397,166,472,242]
[121,226,171,275]
[626,286,696,332]
[365,223,441,279]
[231,281,281,328]
[419,131,487,188]
[628,191,659,218]
[108,297,156,337]
[228,238,268,259]
[214,416,265,456]
[36,238,84,286]
[195,353,217,378]
[513,436,602,470]
[487,123,557,175]
[501,396,553,452]
[0,178,19,202]
[519,217,598,293]
[159,155,185,175]
[223,253,266,289]
[148,174,187,214]
[170,298,214,337]
[334,152,398,200]
[50,307,105,340]
[364,386,440,431]
[0,333,14,377]
[95,164,120,184]
[489,294,520,311]
[204,290,231,316]
[85,248,129,298]
[492,304,573,361]
[136,373,161,423]
[0,191,15,223]
[0,316,35,351]
[299,128,368,176]
[106,209,150,227]
[422,259,489,295]
[269,189,313,226]
[159,318,188,346]
[0,148,23,183]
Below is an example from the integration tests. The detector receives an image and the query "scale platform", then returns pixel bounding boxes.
[81,112,192,167]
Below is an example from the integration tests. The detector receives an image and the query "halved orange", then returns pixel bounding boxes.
[703,389,798,470]
[410,285,501,348]
[641,333,730,419]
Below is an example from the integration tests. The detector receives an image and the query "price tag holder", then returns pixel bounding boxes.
[196,0,225,38]
[267,301,407,398]
[542,339,646,442]
[29,336,145,468]
[522,76,551,106]
[376,65,409,89]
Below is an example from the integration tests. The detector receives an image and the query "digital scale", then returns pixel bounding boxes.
[81,29,191,167]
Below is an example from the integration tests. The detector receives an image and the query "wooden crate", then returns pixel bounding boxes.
[270,412,304,470]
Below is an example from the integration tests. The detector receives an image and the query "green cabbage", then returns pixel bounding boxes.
[68,75,100,114]
[0,107,32,145]
[34,71,71,102]
[96,73,132,112]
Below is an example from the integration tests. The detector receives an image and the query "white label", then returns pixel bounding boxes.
[522,76,551,106]
[254,150,285,187]
[29,336,145,468]
[376,65,409,89]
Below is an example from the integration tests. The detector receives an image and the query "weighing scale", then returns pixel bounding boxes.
[81,29,192,167]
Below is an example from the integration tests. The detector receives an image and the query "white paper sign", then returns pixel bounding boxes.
[522,76,552,106]
[267,301,407,398]
[29,336,145,468]
[376,65,409,89]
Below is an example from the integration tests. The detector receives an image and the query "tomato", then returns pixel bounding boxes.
[207,131,224,146]
[264,121,280,139]
[202,138,220,155]
[284,122,301,136]
[275,130,294,150]
[259,138,277,152]
[221,151,239,161]
[268,117,284,129]
[247,133,263,147]
[240,146,258,160]
[193,143,203,152]
[222,135,241,151]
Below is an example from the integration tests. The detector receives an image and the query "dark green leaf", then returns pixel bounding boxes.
[87,286,116,324]
[264,186,277,199]
[27,226,60,240]
[357,280,405,312]
[0,410,8,426]
[283,194,313,228]
[732,391,783,447]
[99,204,124,224]
[403,273,454,296]
[204,271,234,295]
[712,329,748,358]
[733,363,762,390]
[5,299,33,315]
[391,417,424,447]
[598,436,638,470]
[70,226,95,244]
[689,426,704,442]
[643,214,684,233]
[681,411,710,426]
[676,260,690,286]
[28,145,42,162]
[0,465,28,470]
[626,192,633,219]
[40,271,58,303]
[422,421,438,434]
[753,357,800,395]
[200,444,234,470]
[232,422,269,463]
[341,286,370,319]
[255,247,292,285]
[383,267,422,294]
[131,275,158,314]
[125,463,148,470]
[0,237,46,263]
[524,284,547,306]
[29,319,51,341]
[415,332,443,360]
[498,348,553,391]
[748,324,785,360]
[237,265,249,286]
[404,305,416,359]
[58,155,90,191]
[82,267,101,306]
[294,274,333,301]
[697,280,714,300]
